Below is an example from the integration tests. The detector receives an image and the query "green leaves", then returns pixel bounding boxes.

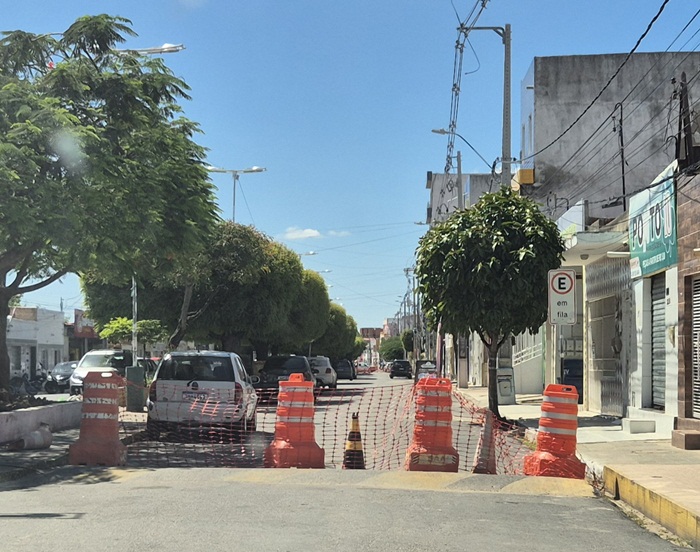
[416,186,565,347]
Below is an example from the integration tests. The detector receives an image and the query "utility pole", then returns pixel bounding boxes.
[613,102,627,211]
[472,24,512,187]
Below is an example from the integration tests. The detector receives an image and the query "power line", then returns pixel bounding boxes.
[521,0,673,162]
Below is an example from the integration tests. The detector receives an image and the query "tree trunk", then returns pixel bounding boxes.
[168,284,194,349]
[487,343,502,420]
[0,297,10,390]
[221,333,242,354]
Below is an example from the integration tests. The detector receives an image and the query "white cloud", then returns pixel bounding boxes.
[282,227,322,240]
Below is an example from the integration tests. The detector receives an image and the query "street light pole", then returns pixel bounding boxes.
[130,42,185,363]
[205,165,267,222]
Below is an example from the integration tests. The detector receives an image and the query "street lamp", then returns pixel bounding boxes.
[431,128,493,170]
[114,43,185,55]
[205,165,267,222]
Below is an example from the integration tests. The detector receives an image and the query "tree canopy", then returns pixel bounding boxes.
[416,187,565,417]
[310,303,360,365]
[379,336,404,361]
[0,15,218,389]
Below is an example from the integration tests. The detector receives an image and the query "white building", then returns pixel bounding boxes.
[7,307,67,377]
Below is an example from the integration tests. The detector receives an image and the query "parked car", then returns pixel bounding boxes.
[138,357,158,379]
[415,360,438,381]
[389,359,412,379]
[44,361,77,393]
[254,355,316,401]
[146,351,258,440]
[356,362,371,375]
[69,349,134,395]
[335,359,356,380]
[308,356,337,389]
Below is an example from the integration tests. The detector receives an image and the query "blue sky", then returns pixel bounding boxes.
[7,0,698,329]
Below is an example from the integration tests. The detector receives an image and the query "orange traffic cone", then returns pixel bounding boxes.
[343,413,365,469]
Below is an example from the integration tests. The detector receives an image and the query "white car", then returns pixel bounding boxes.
[70,349,134,395]
[308,356,337,389]
[146,351,258,440]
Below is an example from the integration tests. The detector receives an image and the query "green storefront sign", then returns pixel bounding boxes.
[629,162,677,279]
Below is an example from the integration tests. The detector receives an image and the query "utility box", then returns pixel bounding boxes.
[496,367,516,405]
[125,365,146,412]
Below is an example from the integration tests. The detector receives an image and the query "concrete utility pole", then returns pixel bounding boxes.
[472,23,512,187]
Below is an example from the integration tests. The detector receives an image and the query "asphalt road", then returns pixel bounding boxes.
[0,467,685,552]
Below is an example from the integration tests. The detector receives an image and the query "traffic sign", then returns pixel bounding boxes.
[548,269,576,325]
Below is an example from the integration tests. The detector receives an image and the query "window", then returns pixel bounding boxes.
[157,355,234,382]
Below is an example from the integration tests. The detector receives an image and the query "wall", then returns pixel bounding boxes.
[520,53,700,220]
[676,171,700,426]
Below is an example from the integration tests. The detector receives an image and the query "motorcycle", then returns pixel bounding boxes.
[9,373,46,396]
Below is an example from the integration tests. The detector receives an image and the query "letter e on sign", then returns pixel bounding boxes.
[548,269,576,325]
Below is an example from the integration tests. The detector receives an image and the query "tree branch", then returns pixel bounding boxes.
[15,269,69,295]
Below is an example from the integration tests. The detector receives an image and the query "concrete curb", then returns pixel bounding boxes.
[0,431,145,484]
[0,402,82,444]
[604,465,699,549]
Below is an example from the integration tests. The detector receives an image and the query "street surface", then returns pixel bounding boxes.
[0,468,685,552]
[3,371,689,550]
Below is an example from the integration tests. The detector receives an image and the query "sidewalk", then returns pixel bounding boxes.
[460,386,700,549]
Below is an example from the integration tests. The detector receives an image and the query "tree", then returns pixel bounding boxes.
[416,187,565,419]
[98,317,132,346]
[400,329,414,356]
[311,303,359,365]
[136,320,169,355]
[349,336,366,362]
[98,317,169,355]
[0,16,218,389]
[215,240,304,356]
[83,221,268,347]
[275,269,330,353]
[379,336,404,361]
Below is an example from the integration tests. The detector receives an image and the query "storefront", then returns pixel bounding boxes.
[626,162,678,436]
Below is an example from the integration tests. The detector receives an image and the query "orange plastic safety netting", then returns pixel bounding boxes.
[114,378,532,473]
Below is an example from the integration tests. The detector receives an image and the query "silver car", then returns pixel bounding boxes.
[308,356,338,389]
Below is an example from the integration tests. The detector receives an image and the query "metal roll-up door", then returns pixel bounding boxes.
[651,274,666,409]
[692,278,700,418]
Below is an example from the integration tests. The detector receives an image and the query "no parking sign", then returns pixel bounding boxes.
[548,269,576,325]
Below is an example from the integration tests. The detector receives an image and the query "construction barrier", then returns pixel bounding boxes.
[473,409,497,474]
[69,371,127,466]
[264,373,325,468]
[524,384,585,479]
[116,377,531,472]
[342,412,365,469]
[405,377,459,472]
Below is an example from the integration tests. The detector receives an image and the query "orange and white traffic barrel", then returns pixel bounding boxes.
[264,373,324,468]
[524,383,585,479]
[405,377,459,472]
[69,371,127,466]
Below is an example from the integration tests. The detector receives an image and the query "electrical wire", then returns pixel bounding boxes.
[521,0,673,163]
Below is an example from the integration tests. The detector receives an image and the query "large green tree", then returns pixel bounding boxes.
[0,15,217,389]
[83,221,269,348]
[416,187,565,418]
[311,303,359,365]
[274,269,330,353]
[379,336,404,361]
